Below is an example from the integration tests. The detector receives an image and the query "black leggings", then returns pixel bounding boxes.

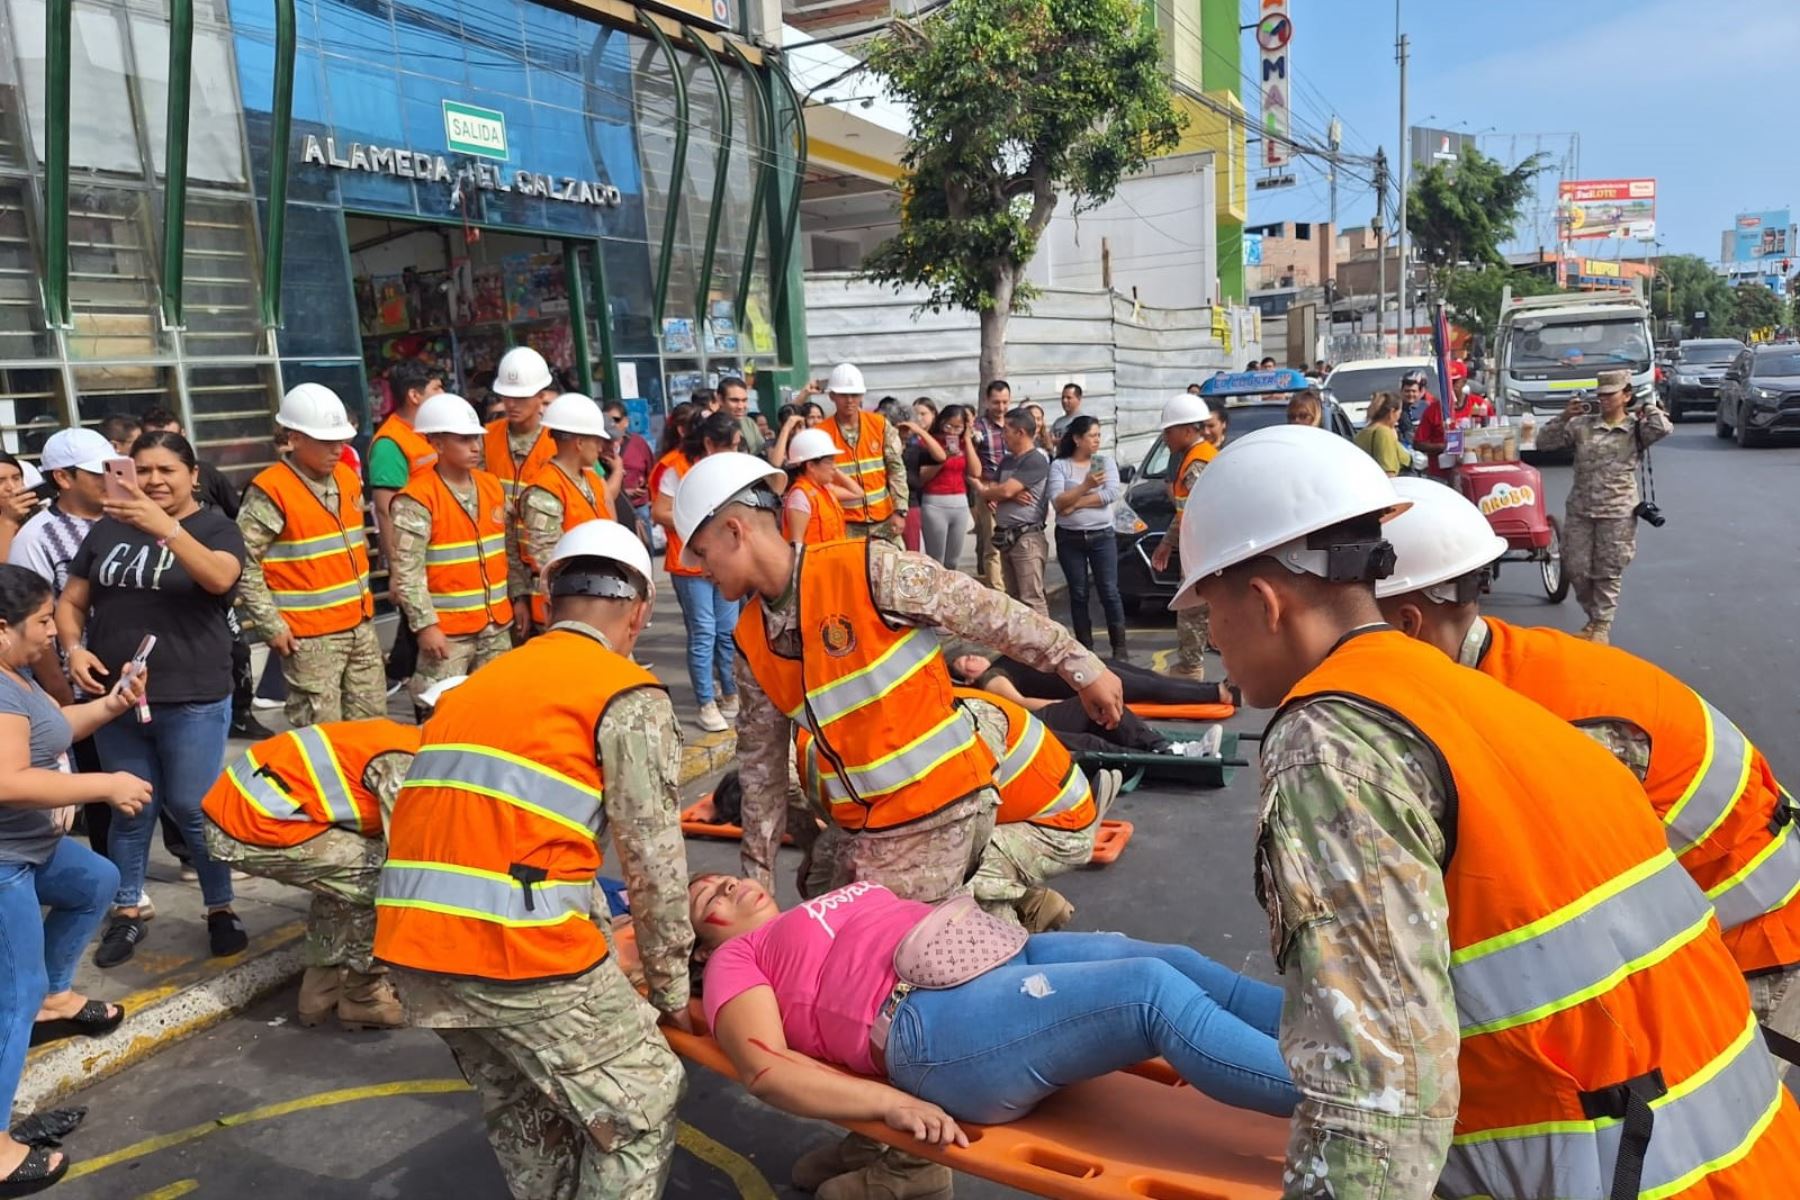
[988,657,1225,706]
[1036,696,1169,755]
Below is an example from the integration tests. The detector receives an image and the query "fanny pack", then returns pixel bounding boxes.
[891,894,1027,988]
[991,523,1031,550]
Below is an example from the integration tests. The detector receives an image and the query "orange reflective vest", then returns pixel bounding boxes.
[376,630,658,982]
[954,689,1095,830]
[786,474,847,545]
[247,462,374,637]
[397,468,512,635]
[520,460,614,625]
[1171,440,1217,516]
[825,411,896,524]
[1282,630,1800,1199]
[203,720,420,848]
[370,415,437,479]
[1475,617,1800,976]
[651,450,702,578]
[483,419,554,511]
[735,539,994,830]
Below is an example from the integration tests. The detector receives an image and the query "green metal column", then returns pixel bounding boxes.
[564,241,594,395]
[724,42,771,331]
[159,0,194,328]
[44,0,72,326]
[261,0,297,328]
[589,242,618,398]
[688,36,732,328]
[766,57,809,382]
[638,15,689,330]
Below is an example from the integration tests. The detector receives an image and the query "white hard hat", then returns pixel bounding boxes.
[541,392,611,438]
[672,451,788,569]
[413,393,485,437]
[1374,477,1508,601]
[1158,393,1213,430]
[39,427,115,474]
[416,675,468,711]
[18,461,42,490]
[275,383,357,442]
[825,363,866,395]
[786,427,838,466]
[543,518,655,600]
[1170,425,1408,609]
[493,346,555,398]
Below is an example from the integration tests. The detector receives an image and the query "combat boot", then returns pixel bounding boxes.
[296,966,342,1028]
[792,1133,888,1192]
[1587,624,1611,646]
[1165,660,1207,681]
[337,969,404,1031]
[1018,886,1075,933]
[816,1153,954,1200]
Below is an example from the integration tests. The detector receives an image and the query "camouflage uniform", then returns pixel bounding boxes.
[835,413,908,544]
[237,480,386,727]
[390,484,511,703]
[1535,396,1671,637]
[204,750,412,972]
[499,425,546,616]
[519,466,599,617]
[1172,453,1211,674]
[735,539,1106,896]
[1257,695,1459,1198]
[392,644,692,1200]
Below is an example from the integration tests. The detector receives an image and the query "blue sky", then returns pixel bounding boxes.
[1244,0,1800,261]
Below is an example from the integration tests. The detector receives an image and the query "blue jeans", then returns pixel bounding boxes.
[94,696,234,909]
[884,932,1297,1123]
[0,838,119,1115]
[1054,526,1126,648]
[671,575,740,706]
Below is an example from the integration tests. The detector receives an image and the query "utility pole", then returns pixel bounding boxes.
[1374,149,1389,351]
[1396,0,1410,348]
[1327,117,1341,231]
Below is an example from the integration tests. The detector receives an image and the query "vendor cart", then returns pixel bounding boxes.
[1448,426,1568,602]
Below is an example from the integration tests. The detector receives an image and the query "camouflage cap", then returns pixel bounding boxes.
[1595,369,1631,395]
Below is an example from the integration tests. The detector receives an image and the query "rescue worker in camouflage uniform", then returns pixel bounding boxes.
[1534,368,1670,644]
[237,385,385,727]
[202,717,423,1030]
[375,520,693,1200]
[1173,424,1800,1200]
[388,395,513,718]
[1148,394,1216,679]
[518,393,625,627]
[675,452,1124,1200]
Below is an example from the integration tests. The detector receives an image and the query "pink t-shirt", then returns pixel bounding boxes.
[702,882,929,1076]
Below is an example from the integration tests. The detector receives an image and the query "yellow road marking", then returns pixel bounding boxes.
[1150,646,1174,672]
[65,1078,774,1198]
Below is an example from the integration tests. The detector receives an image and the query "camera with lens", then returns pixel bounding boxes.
[1633,501,1666,528]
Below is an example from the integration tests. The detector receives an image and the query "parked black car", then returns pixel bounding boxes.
[1664,338,1747,421]
[1716,344,1800,447]
[1114,397,1357,611]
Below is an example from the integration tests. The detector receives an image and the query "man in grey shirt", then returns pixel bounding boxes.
[972,409,1052,615]
[1051,382,1084,441]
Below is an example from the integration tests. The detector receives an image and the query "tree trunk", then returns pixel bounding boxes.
[978,270,1016,388]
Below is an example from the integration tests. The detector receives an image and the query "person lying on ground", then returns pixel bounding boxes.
[686,875,1299,1144]
[949,649,1238,709]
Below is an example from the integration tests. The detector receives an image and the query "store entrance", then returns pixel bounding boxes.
[347,214,583,422]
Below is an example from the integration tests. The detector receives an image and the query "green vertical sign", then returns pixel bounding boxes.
[443,100,508,160]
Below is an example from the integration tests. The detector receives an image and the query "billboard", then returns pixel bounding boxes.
[1256,1,1292,168]
[1731,210,1793,262]
[1411,126,1475,174]
[1559,178,1656,241]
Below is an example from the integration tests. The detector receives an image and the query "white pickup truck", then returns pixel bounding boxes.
[1495,282,1656,450]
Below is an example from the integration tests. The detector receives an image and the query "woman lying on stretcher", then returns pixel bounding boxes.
[949,650,1240,710]
[686,874,1298,1147]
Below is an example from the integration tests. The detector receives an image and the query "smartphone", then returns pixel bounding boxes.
[103,456,137,502]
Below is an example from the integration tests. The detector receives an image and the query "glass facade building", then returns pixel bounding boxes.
[0,0,802,481]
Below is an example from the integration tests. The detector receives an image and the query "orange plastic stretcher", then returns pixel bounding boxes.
[1125,702,1236,722]
[681,801,1135,866]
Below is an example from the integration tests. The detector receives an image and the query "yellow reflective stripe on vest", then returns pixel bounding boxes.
[1707,811,1800,930]
[857,485,891,506]
[424,533,507,566]
[996,715,1047,789]
[805,628,938,726]
[289,725,356,828]
[377,860,593,927]
[822,710,980,804]
[431,581,510,611]
[1032,766,1092,821]
[263,526,367,563]
[401,744,603,837]
[225,749,307,821]
[1439,1015,1786,1200]
[1664,696,1753,855]
[271,578,372,612]
[1450,851,1714,1037]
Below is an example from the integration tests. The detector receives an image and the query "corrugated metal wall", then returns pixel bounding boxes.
[804,272,1258,464]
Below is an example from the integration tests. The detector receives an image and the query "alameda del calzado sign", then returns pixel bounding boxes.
[299,134,623,208]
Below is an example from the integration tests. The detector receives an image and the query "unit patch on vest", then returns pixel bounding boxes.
[820,615,857,657]
[491,504,509,525]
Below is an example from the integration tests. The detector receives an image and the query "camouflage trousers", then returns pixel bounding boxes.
[407,622,511,704]
[431,959,685,1200]
[846,517,904,546]
[971,821,1098,913]
[283,620,386,728]
[1176,604,1210,673]
[1750,964,1800,1081]
[202,820,381,972]
[806,790,999,904]
[1562,513,1637,631]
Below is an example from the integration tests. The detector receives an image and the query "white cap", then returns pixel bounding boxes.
[672,452,788,569]
[1374,477,1509,601]
[416,675,468,711]
[413,394,486,437]
[786,427,839,466]
[1170,425,1408,609]
[826,363,866,395]
[543,518,655,600]
[541,392,611,438]
[40,428,114,475]
[493,346,555,398]
[276,382,358,442]
[1158,393,1213,430]
[18,461,42,490]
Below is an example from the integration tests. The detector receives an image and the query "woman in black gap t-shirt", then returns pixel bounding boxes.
[56,432,250,968]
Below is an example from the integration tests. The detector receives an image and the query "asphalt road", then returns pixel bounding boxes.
[39,421,1800,1199]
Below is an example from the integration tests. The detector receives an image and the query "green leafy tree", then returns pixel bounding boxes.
[1725,282,1784,341]
[861,0,1183,383]
[1652,254,1734,337]
[1443,267,1559,340]
[1406,147,1547,273]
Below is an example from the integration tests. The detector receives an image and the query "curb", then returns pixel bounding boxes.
[680,729,737,788]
